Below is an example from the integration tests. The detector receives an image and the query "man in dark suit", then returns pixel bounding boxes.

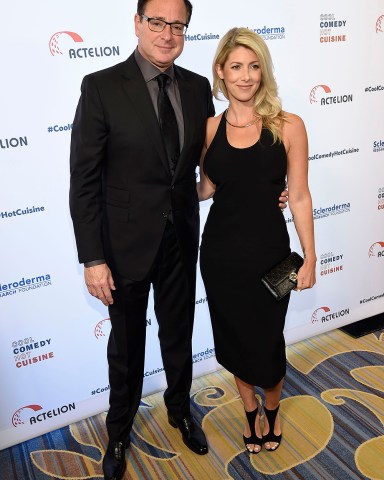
[70,1,213,478]
[70,1,287,478]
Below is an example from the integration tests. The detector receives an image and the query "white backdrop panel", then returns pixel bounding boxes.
[0,0,383,449]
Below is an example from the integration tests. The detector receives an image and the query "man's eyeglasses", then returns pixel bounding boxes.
[141,14,188,36]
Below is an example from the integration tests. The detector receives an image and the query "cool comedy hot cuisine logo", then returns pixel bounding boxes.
[319,251,344,277]
[378,187,384,210]
[319,13,347,43]
[12,337,54,369]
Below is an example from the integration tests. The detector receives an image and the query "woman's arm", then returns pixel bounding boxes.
[196,117,218,201]
[284,113,316,291]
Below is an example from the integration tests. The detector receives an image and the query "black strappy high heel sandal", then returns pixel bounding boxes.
[262,404,282,452]
[243,405,263,454]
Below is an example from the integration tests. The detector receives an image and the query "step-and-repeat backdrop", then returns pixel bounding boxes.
[1,0,383,449]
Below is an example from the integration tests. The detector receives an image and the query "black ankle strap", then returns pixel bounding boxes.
[264,405,279,423]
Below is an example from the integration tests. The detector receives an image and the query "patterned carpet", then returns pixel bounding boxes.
[1,328,384,480]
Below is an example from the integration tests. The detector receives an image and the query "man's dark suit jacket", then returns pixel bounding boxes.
[70,53,215,281]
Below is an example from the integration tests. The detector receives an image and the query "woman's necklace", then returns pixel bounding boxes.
[224,108,260,128]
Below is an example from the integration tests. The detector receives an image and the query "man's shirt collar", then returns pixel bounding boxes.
[134,48,175,83]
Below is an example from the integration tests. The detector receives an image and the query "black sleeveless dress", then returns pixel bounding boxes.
[200,113,291,388]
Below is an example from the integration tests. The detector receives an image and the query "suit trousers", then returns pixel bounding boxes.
[106,220,196,443]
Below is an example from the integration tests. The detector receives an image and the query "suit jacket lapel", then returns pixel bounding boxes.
[120,55,171,177]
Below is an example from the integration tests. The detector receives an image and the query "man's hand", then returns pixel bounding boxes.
[84,263,116,306]
[279,189,288,210]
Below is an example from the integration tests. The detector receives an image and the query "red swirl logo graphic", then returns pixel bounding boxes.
[311,307,331,324]
[309,85,332,104]
[49,31,84,56]
[368,242,384,258]
[376,15,384,33]
[94,318,111,339]
[12,404,43,427]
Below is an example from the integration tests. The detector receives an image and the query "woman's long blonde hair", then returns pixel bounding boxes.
[213,27,285,143]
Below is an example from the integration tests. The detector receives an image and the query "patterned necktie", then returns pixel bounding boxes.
[157,74,180,175]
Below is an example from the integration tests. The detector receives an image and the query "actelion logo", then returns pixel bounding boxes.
[309,85,353,105]
[311,306,350,324]
[368,242,384,258]
[49,31,120,60]
[12,405,43,427]
[94,317,151,339]
[311,307,330,323]
[376,15,384,33]
[0,136,28,149]
[309,85,331,103]
[13,403,75,427]
[49,31,83,55]
[94,318,111,339]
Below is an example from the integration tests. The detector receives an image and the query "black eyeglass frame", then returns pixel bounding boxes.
[140,14,189,36]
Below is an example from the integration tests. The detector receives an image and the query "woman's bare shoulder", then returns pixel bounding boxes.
[283,111,306,131]
[206,112,224,147]
[207,113,223,129]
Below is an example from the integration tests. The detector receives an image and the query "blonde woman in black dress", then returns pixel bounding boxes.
[198,28,316,454]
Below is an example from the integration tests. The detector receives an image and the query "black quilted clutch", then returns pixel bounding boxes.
[261,252,304,301]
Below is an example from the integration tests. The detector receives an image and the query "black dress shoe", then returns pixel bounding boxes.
[102,441,127,480]
[168,414,208,455]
